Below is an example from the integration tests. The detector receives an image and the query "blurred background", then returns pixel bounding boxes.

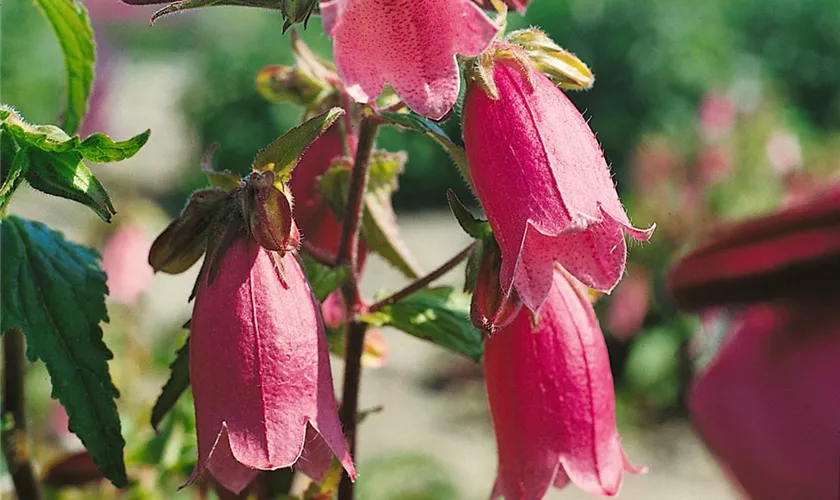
[3,0,840,497]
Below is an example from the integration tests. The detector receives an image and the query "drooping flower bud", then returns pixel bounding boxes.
[484,269,643,498]
[149,188,230,274]
[463,52,654,312]
[470,238,523,333]
[242,170,300,255]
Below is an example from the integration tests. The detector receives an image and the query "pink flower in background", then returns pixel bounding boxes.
[463,59,653,312]
[484,270,642,499]
[689,298,840,500]
[185,236,355,493]
[321,0,498,119]
[696,146,732,185]
[101,225,154,304]
[698,91,735,140]
[606,267,651,340]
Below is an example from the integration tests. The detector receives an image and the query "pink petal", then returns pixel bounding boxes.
[186,237,355,493]
[690,299,840,500]
[484,270,639,499]
[101,225,154,304]
[464,60,651,310]
[324,0,498,119]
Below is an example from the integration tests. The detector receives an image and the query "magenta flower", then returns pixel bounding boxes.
[185,235,355,493]
[484,269,642,499]
[100,224,154,304]
[464,59,653,312]
[321,0,498,119]
[689,298,840,500]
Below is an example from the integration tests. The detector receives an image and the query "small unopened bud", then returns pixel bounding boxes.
[280,0,318,32]
[149,188,229,274]
[244,171,300,254]
[256,65,326,107]
[470,239,524,334]
[507,28,594,90]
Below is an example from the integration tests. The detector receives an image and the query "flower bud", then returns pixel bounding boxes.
[471,239,524,333]
[149,188,229,274]
[256,65,329,109]
[506,28,594,90]
[243,170,300,254]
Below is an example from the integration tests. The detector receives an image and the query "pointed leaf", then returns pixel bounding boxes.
[252,107,344,181]
[446,189,490,239]
[0,147,31,212]
[32,0,95,135]
[151,336,190,432]
[380,287,483,361]
[1,216,127,486]
[141,0,287,24]
[77,130,151,162]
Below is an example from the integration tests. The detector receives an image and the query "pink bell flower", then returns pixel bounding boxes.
[185,235,355,494]
[320,0,498,120]
[689,297,840,500]
[100,224,154,304]
[463,59,653,312]
[484,269,642,499]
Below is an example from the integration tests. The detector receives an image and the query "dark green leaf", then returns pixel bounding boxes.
[32,0,95,135]
[1,217,126,486]
[151,336,190,432]
[381,287,483,361]
[26,149,116,222]
[301,256,350,302]
[144,0,286,24]
[377,110,471,184]
[0,147,30,214]
[252,107,344,181]
[446,189,490,239]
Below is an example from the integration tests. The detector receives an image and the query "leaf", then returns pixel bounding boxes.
[361,151,423,279]
[380,287,483,361]
[446,189,490,239]
[301,256,350,302]
[376,110,471,184]
[77,130,151,162]
[1,216,127,487]
[137,0,286,24]
[151,336,190,432]
[0,147,31,212]
[26,149,116,222]
[317,152,423,279]
[32,0,95,135]
[252,107,344,181]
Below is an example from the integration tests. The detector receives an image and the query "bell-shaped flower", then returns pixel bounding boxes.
[185,234,355,494]
[320,0,498,119]
[689,297,840,500]
[484,269,642,499]
[463,58,653,312]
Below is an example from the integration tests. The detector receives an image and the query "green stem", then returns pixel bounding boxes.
[336,115,379,500]
[2,328,41,500]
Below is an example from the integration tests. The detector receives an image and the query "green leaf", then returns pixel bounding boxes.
[376,110,471,184]
[301,256,350,302]
[151,336,191,432]
[445,189,490,239]
[0,107,149,220]
[318,152,423,279]
[252,107,344,181]
[1,216,127,486]
[26,149,116,222]
[32,0,95,135]
[0,147,31,216]
[380,287,483,361]
[142,0,287,24]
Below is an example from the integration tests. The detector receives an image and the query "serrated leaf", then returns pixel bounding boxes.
[376,110,471,184]
[1,216,127,486]
[32,0,95,135]
[380,287,483,361]
[253,107,344,181]
[151,336,190,432]
[301,256,350,302]
[26,149,116,222]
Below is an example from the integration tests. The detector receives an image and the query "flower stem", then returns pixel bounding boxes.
[336,115,379,500]
[2,328,41,500]
[369,241,477,312]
